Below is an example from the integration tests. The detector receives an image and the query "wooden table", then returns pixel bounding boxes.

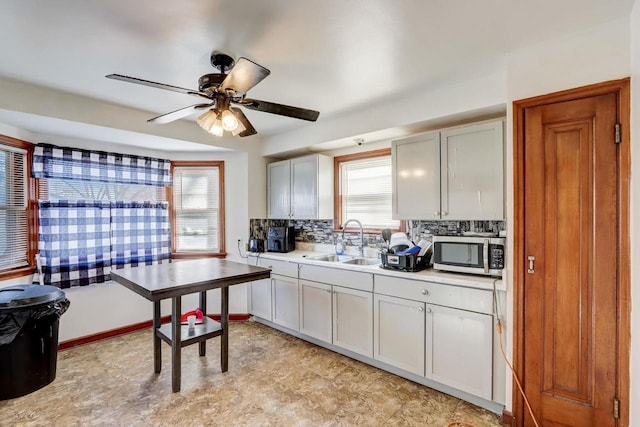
[110,258,270,392]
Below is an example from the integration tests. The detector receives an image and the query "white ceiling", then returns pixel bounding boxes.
[0,0,635,153]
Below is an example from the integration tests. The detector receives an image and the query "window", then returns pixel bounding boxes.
[334,148,402,232]
[0,135,34,279]
[41,178,164,202]
[170,161,225,257]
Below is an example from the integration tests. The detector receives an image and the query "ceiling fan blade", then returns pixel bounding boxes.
[106,74,211,100]
[219,58,270,96]
[147,103,214,124]
[230,107,257,137]
[240,99,320,122]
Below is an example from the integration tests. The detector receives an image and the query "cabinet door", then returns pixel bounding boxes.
[290,156,318,219]
[392,132,441,219]
[299,279,332,342]
[374,294,425,375]
[267,160,291,219]
[249,278,272,321]
[440,120,504,219]
[425,304,493,400]
[332,286,373,358]
[272,274,299,331]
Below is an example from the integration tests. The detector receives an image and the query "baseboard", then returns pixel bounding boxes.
[59,313,250,350]
[501,409,514,426]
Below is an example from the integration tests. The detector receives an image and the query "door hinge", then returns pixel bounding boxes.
[613,397,620,419]
[615,123,621,144]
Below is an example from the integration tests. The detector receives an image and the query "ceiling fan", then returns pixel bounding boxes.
[106,50,320,137]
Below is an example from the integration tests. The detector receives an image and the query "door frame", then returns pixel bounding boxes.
[512,78,630,426]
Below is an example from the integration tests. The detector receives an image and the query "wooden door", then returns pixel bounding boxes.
[521,93,619,426]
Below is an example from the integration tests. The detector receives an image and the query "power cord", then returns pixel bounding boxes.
[237,239,248,259]
[492,281,541,427]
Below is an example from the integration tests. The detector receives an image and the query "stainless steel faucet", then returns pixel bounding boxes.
[342,219,365,257]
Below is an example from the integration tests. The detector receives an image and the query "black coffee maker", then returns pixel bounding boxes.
[267,226,295,253]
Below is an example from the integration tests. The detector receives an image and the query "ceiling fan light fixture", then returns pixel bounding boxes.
[197,109,224,136]
[221,109,239,131]
[231,119,247,136]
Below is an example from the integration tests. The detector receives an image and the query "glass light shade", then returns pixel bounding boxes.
[221,109,239,131]
[197,110,224,136]
[210,118,224,136]
[231,119,247,136]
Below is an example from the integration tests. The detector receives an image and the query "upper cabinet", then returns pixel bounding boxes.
[267,154,333,219]
[392,119,504,220]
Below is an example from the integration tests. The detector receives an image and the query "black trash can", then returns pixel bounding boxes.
[0,285,70,400]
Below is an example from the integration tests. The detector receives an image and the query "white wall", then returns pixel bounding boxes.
[629,2,639,425]
[0,133,258,342]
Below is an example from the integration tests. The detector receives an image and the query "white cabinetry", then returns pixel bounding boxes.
[298,264,374,358]
[272,274,300,331]
[299,279,332,342]
[249,257,300,331]
[332,286,373,358]
[267,154,333,219]
[392,131,440,220]
[426,304,493,400]
[248,278,272,321]
[374,294,425,375]
[392,119,504,220]
[374,274,495,400]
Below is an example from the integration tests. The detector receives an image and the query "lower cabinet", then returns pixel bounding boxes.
[426,303,494,400]
[332,286,373,358]
[299,279,373,358]
[373,293,494,400]
[248,278,272,321]
[299,280,332,342]
[374,294,425,375]
[272,274,300,331]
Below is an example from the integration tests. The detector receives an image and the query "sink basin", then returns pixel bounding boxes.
[340,257,380,266]
[310,254,344,262]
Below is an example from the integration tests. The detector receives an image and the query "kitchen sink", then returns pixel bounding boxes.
[309,254,344,262]
[340,257,380,266]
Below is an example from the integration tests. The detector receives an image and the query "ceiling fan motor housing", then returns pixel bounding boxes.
[198,73,226,92]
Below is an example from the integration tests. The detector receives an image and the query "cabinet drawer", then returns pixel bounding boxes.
[256,257,299,278]
[374,275,493,314]
[299,264,373,292]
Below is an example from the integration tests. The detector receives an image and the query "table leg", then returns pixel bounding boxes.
[199,291,207,357]
[221,286,229,372]
[153,301,161,373]
[171,296,182,392]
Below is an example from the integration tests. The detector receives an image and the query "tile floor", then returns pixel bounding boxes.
[1,320,503,426]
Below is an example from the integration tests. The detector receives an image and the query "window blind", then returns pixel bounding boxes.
[0,147,28,271]
[173,166,220,252]
[340,156,400,230]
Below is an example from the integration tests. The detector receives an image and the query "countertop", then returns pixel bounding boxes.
[248,251,505,292]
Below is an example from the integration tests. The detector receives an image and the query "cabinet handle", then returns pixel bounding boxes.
[434,211,440,216]
[442,211,448,216]
[527,256,535,274]
[422,289,429,295]
[426,308,432,313]
[326,289,331,293]
[418,306,424,312]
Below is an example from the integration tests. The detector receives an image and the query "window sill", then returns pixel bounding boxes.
[0,265,35,282]
[171,252,227,259]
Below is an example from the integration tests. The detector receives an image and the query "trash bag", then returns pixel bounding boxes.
[0,285,70,346]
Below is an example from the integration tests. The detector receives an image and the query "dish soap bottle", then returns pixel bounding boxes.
[334,236,346,255]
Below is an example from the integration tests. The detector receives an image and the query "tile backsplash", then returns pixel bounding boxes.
[249,218,506,250]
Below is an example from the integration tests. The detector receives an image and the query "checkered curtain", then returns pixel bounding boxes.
[32,143,171,187]
[110,202,170,269]
[38,201,112,288]
[38,201,170,288]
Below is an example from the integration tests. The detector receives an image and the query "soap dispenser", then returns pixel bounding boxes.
[334,235,346,255]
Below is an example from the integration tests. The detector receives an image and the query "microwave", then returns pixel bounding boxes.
[432,235,505,277]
